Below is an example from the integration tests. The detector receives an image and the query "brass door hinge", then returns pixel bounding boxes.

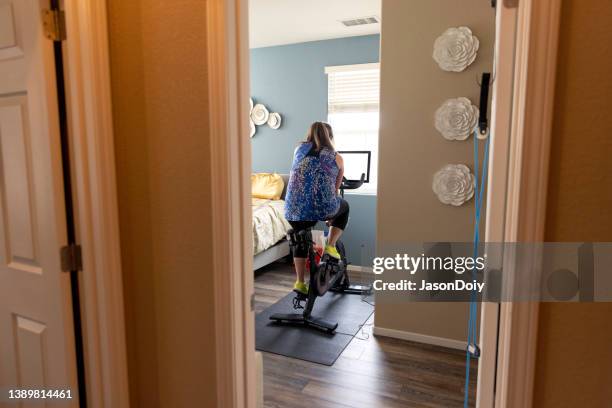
[42,9,66,41]
[61,244,82,272]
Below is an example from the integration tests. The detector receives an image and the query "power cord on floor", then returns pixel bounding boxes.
[354,296,375,340]
[361,298,375,307]
[355,321,374,340]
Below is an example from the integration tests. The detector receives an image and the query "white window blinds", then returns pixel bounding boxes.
[325,63,380,113]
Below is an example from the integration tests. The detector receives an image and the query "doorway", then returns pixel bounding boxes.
[247,1,500,407]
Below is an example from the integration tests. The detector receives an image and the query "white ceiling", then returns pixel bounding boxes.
[249,0,382,49]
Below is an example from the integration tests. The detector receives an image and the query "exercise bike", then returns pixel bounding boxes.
[269,175,372,334]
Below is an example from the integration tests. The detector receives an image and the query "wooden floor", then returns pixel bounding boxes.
[254,262,477,408]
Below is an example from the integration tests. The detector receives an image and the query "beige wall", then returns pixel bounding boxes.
[533,1,612,407]
[107,1,217,407]
[375,0,494,341]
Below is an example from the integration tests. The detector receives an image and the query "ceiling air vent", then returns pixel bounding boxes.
[340,16,380,27]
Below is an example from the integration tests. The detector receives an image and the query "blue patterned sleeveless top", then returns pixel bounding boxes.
[284,142,341,221]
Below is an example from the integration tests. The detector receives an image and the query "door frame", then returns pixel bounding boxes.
[491,0,562,407]
[207,0,257,406]
[475,2,519,405]
[61,1,130,407]
[477,0,562,406]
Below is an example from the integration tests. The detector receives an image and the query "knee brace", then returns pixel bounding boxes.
[287,229,312,258]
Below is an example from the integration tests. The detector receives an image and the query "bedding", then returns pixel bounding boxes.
[252,198,292,255]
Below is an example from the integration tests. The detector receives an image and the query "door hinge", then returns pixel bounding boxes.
[250,293,255,311]
[61,244,82,272]
[42,9,66,41]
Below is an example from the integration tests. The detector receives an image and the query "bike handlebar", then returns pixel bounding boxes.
[340,173,365,192]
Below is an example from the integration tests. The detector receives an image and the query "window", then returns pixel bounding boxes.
[326,63,380,195]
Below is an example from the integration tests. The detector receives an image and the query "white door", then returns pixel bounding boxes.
[0,0,79,403]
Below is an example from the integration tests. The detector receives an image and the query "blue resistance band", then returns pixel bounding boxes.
[463,130,491,408]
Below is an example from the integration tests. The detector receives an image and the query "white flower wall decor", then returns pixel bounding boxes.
[251,103,270,126]
[249,98,283,136]
[267,112,282,130]
[432,164,475,206]
[433,27,479,72]
[435,97,479,141]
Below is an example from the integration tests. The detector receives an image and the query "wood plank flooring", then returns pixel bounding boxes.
[255,262,478,408]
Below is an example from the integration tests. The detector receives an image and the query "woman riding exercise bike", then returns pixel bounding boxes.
[270,122,369,333]
[283,122,349,296]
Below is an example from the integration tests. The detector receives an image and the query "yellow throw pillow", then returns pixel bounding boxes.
[251,173,285,200]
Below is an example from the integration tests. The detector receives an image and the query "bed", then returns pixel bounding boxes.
[252,174,292,270]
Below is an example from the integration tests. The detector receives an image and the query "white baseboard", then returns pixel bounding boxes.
[373,326,466,351]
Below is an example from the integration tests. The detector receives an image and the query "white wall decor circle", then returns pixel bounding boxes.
[250,119,256,138]
[432,164,475,206]
[433,27,480,72]
[250,97,254,111]
[267,112,282,129]
[435,97,479,140]
[251,103,270,125]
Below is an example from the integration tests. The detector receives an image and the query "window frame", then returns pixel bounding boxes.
[325,63,380,196]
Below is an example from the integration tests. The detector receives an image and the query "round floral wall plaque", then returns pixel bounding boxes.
[267,112,282,129]
[249,119,256,138]
[432,164,475,206]
[433,27,479,72]
[251,103,270,126]
[435,97,479,140]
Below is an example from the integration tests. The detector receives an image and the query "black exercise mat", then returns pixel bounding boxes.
[255,291,374,365]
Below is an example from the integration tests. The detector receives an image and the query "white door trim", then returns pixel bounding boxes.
[493,0,562,407]
[476,2,518,405]
[62,1,130,407]
[207,0,257,407]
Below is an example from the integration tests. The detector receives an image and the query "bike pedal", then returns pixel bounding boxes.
[323,255,340,264]
[293,289,307,299]
[292,296,305,310]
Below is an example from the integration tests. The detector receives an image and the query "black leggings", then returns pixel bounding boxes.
[288,199,349,258]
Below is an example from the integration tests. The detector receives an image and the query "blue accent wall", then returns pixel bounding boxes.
[250,35,379,266]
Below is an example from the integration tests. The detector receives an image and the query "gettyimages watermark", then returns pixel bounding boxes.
[366,242,612,302]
